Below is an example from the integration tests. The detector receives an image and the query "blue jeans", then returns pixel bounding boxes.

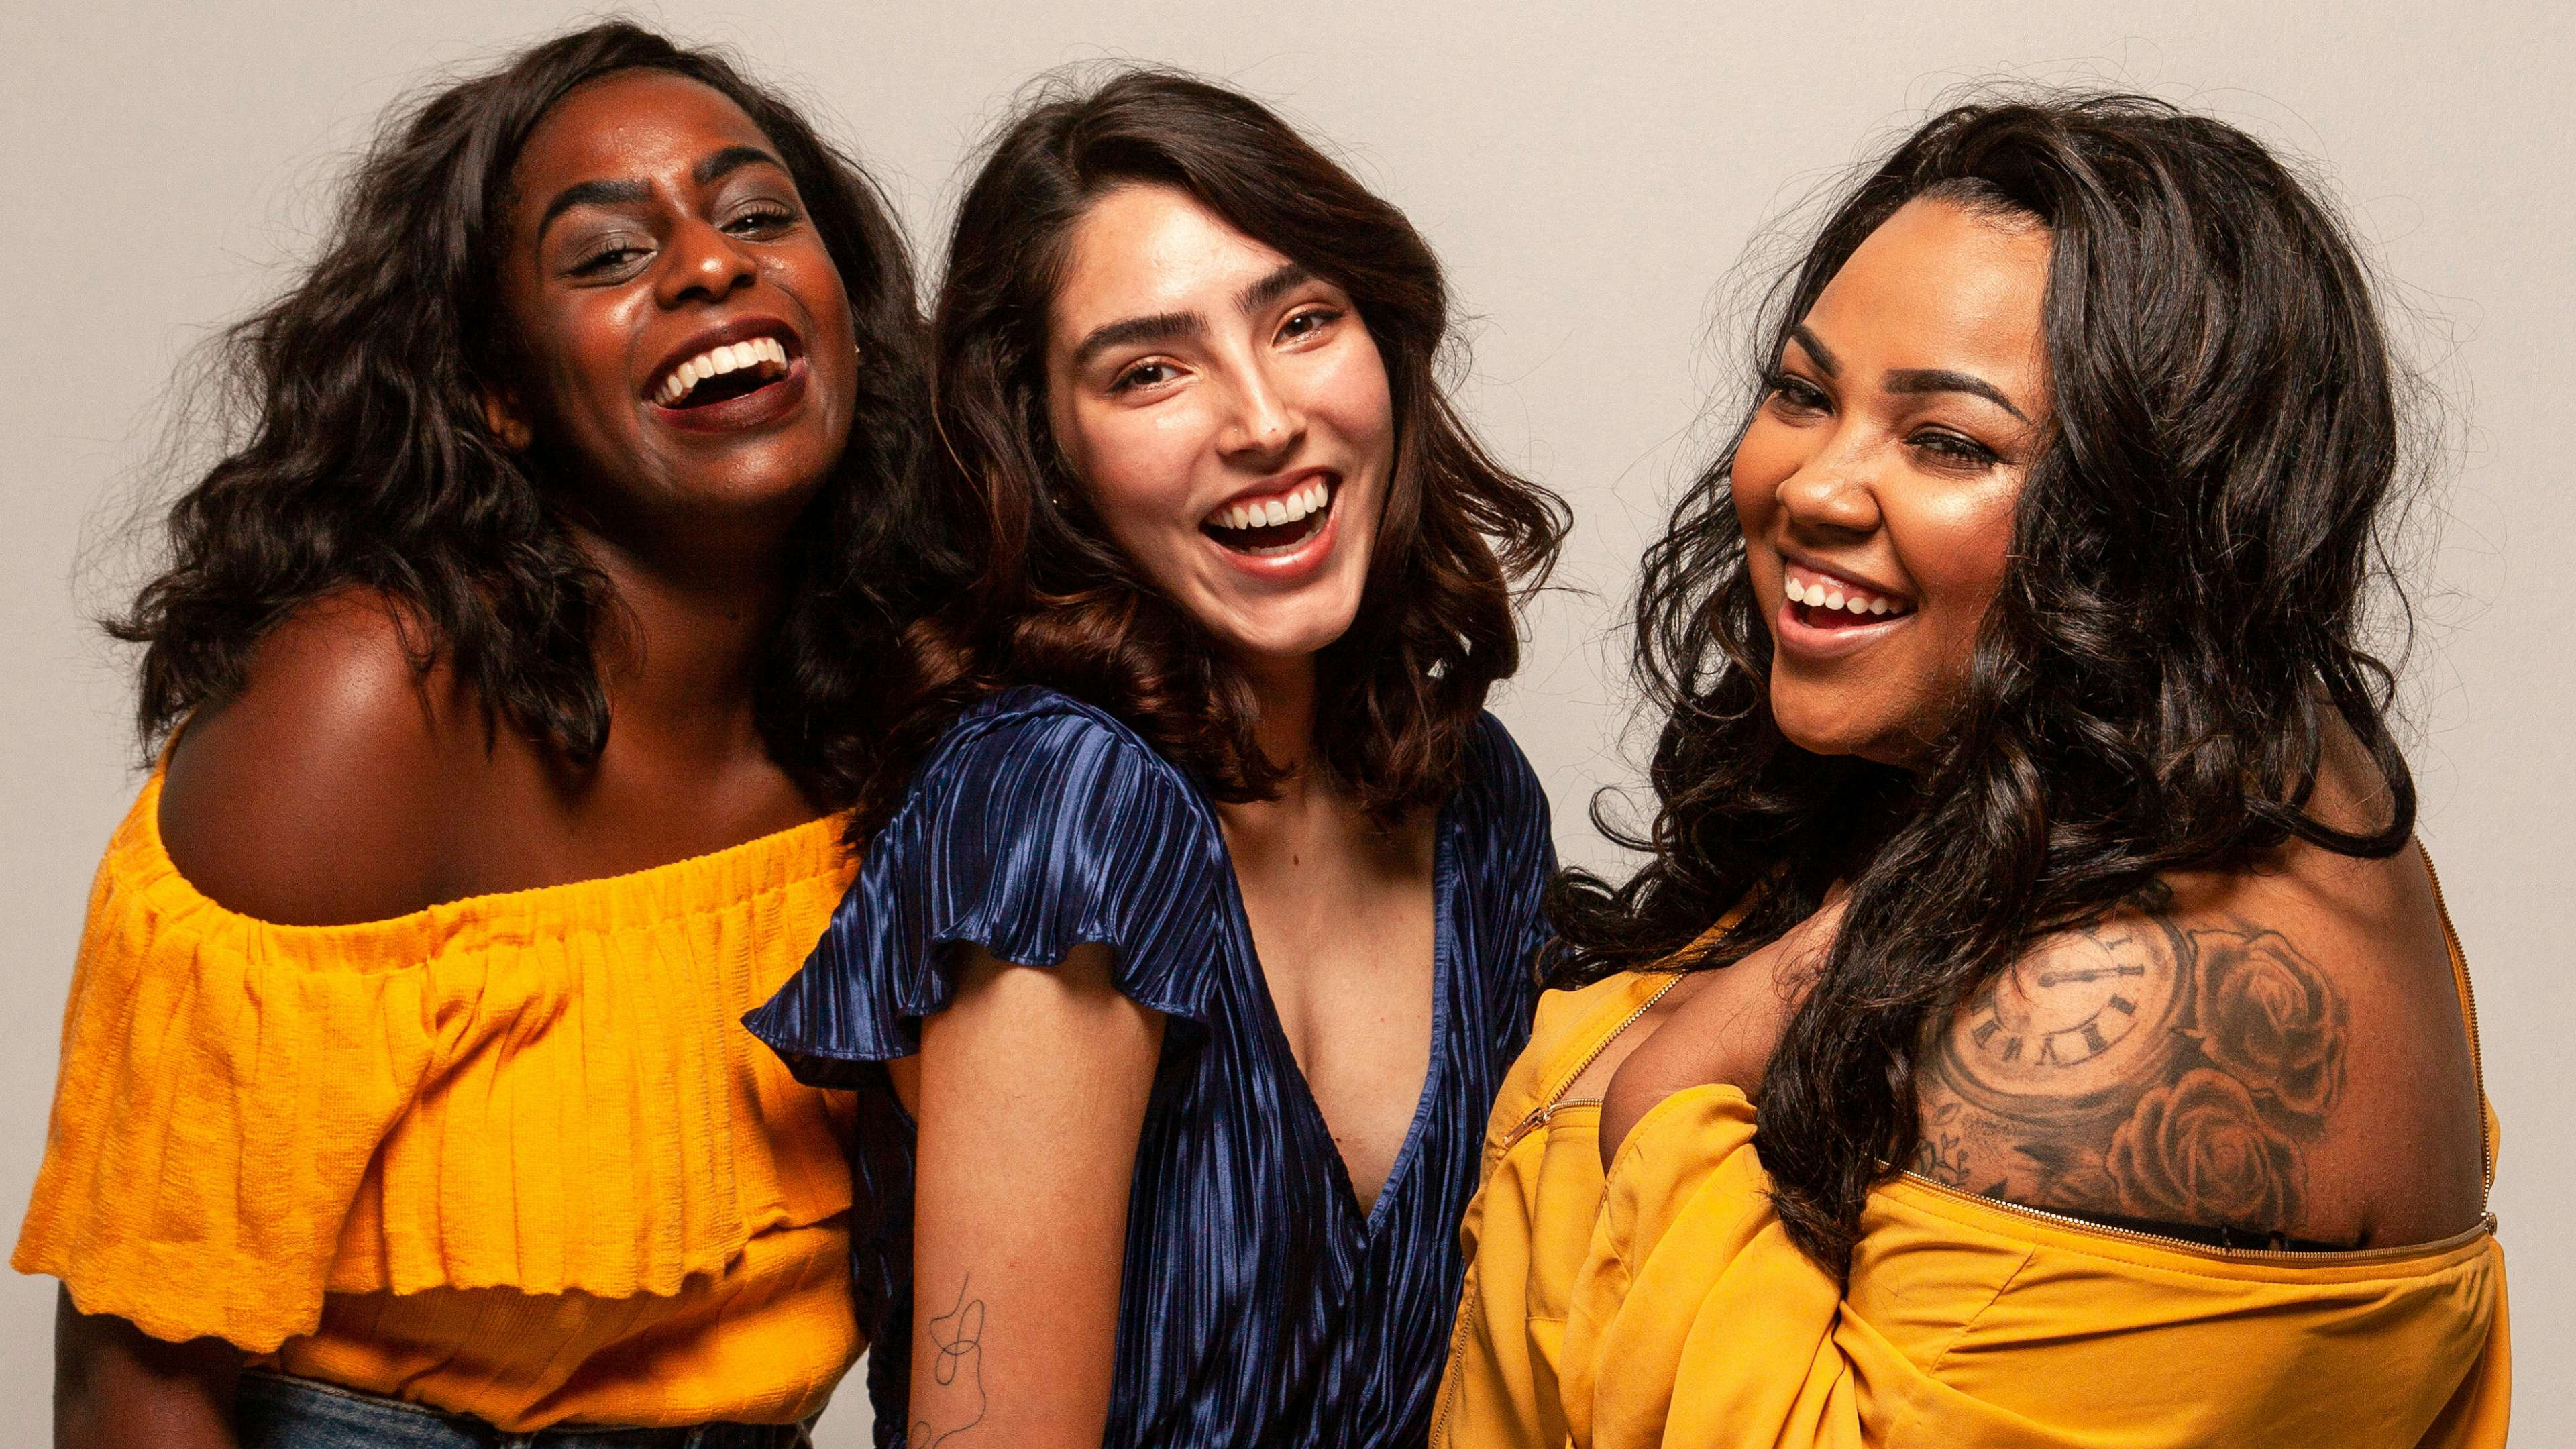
[233,1371,815,1449]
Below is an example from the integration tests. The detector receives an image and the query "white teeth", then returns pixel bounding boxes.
[1787,568,1906,618]
[1207,479,1334,532]
[657,337,790,405]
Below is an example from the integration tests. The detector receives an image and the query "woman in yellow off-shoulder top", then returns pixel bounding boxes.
[1436,94,2508,1448]
[19,21,943,1445]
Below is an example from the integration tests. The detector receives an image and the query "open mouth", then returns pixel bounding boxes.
[1201,477,1334,556]
[1782,562,1914,629]
[649,335,795,410]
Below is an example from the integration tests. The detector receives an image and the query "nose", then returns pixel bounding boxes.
[1216,357,1305,468]
[1774,435,1882,541]
[655,216,758,307]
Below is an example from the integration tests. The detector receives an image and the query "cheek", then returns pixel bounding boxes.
[1305,335,1395,462]
[1061,401,1211,560]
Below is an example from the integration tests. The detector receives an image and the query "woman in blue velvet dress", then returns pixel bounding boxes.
[747,70,1568,1448]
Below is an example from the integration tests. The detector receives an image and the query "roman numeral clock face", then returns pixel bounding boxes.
[1949,918,2184,1113]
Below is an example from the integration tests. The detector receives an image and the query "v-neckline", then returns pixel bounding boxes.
[1203,790,1460,1236]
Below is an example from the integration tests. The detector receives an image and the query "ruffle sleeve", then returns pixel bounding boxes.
[13,776,857,1353]
[747,690,1228,1086]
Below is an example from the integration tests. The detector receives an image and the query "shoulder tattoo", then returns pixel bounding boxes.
[1913,888,2349,1232]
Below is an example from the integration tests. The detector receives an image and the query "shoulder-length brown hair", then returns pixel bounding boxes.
[861,68,1566,833]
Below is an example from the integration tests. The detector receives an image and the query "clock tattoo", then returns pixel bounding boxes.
[1912,891,2351,1235]
[1945,914,2186,1118]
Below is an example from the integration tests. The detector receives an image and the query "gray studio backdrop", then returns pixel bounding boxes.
[5,1,2567,1442]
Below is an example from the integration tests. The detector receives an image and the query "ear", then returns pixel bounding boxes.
[480,386,534,451]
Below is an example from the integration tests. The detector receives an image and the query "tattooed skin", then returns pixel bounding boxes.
[1913,884,2350,1234]
[910,1274,989,1447]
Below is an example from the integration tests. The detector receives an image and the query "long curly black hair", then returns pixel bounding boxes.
[1545,93,2425,1271]
[111,21,937,809]
[853,68,1567,835]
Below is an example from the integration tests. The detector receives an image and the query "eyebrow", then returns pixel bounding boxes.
[1788,325,1839,376]
[1068,262,1330,372]
[536,178,650,246]
[1237,261,1318,316]
[1886,368,2030,423]
[694,144,787,186]
[1071,311,1203,370]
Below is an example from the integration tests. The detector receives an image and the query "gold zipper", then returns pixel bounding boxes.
[2419,851,2493,1201]
[1436,971,1686,1446]
[1495,973,1687,1159]
[1895,1170,2496,1265]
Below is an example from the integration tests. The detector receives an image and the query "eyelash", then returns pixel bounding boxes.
[1107,307,1343,394]
[1765,372,2004,467]
[568,203,798,276]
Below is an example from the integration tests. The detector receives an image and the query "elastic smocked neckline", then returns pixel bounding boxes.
[131,769,853,956]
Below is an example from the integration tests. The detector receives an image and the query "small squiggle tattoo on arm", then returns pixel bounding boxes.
[910,1273,989,1447]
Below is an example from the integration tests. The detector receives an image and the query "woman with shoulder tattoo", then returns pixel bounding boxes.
[20,22,939,1446]
[747,68,1568,1449]
[1435,93,2508,1448]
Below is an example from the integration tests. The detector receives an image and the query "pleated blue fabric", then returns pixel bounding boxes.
[745,686,1553,1449]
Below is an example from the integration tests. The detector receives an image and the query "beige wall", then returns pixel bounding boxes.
[5,2,2566,1441]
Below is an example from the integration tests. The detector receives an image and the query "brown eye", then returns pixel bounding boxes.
[1766,374,1831,417]
[1908,427,2000,467]
[1111,360,1177,393]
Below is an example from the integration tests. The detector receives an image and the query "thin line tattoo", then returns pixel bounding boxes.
[1912,885,2349,1234]
[910,1273,989,1447]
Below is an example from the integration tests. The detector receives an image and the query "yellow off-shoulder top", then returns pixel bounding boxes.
[1434,885,2510,1448]
[13,771,865,1432]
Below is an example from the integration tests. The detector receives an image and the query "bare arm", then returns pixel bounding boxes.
[908,944,1164,1448]
[55,1291,241,1449]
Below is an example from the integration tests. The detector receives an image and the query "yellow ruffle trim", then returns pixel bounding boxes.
[14,773,857,1352]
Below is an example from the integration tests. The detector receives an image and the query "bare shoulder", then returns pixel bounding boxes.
[158,589,466,925]
[1914,849,2486,1248]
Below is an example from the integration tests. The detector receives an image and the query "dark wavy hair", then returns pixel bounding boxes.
[864,68,1566,831]
[111,21,934,808]
[1547,93,2424,1271]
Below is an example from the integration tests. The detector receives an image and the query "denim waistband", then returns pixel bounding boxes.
[233,1371,816,1449]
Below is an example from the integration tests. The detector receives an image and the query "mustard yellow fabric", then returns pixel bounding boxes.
[1435,924,2508,1448]
[14,772,865,1430]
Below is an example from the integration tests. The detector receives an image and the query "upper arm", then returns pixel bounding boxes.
[158,590,457,926]
[908,943,1165,1448]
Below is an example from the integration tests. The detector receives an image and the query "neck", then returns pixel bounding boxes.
[572,519,788,760]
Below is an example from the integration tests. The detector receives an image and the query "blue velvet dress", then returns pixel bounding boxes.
[745,686,1553,1448]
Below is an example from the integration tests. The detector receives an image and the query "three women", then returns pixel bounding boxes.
[20,25,2511,1449]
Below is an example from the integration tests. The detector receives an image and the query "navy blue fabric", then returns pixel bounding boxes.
[232,1371,812,1447]
[746,686,1554,1449]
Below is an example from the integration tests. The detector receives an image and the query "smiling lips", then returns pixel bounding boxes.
[1203,476,1334,556]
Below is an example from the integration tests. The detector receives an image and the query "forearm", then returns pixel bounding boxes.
[909,945,1161,1448]
[55,1288,243,1449]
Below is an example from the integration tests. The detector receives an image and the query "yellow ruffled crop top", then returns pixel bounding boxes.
[14,771,865,1432]
[1434,881,2510,1448]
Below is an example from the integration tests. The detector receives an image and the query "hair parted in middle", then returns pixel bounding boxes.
[862,67,1567,834]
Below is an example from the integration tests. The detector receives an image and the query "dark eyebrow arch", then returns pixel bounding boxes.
[1237,262,1318,317]
[1788,325,1840,376]
[1072,311,1204,370]
[1886,368,2029,422]
[694,144,788,186]
[536,178,650,246]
